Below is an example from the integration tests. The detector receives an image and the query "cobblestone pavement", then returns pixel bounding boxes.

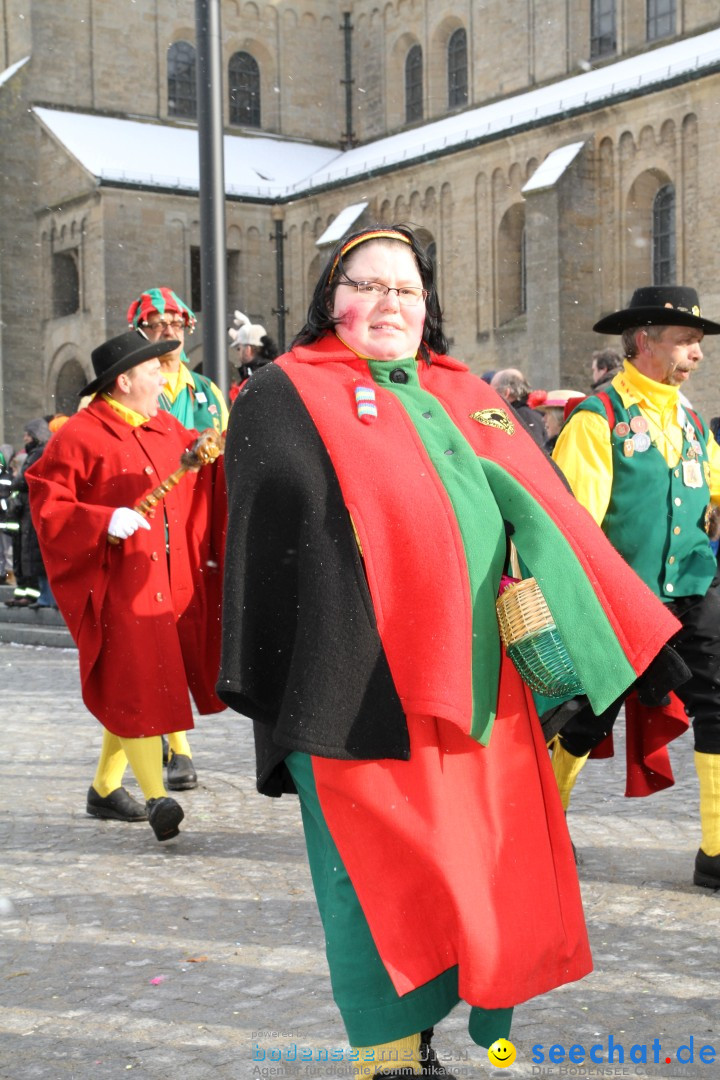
[1,643,718,1080]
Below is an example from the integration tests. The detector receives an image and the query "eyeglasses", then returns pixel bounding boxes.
[140,318,186,333]
[337,279,427,306]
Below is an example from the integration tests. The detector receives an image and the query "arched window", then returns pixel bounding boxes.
[54,359,86,415]
[168,41,197,118]
[653,184,676,285]
[52,251,80,317]
[591,0,616,59]
[229,51,261,127]
[519,227,527,316]
[447,28,468,109]
[405,45,423,124]
[647,0,675,42]
[497,204,526,324]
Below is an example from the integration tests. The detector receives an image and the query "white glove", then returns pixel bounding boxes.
[108,507,151,540]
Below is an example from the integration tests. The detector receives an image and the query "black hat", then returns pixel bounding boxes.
[593,286,720,336]
[81,329,180,397]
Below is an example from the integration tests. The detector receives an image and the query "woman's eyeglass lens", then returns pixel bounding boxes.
[338,279,427,306]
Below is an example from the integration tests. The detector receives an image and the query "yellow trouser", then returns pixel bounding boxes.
[695,751,720,857]
[93,730,166,801]
[352,1033,422,1077]
[550,738,589,812]
[167,730,192,757]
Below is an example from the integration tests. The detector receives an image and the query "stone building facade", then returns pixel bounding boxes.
[1,0,720,441]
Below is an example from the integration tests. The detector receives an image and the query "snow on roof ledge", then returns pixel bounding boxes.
[30,26,720,201]
[522,141,586,193]
[316,202,369,245]
[0,55,30,88]
[32,107,341,199]
[287,26,720,195]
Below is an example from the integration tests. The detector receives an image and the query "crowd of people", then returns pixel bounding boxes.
[485,350,622,456]
[5,231,720,1077]
[1,414,69,606]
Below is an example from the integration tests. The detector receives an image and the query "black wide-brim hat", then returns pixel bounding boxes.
[81,329,180,397]
[593,286,720,335]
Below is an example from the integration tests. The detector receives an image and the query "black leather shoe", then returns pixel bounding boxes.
[371,1030,457,1077]
[694,848,720,889]
[86,785,148,822]
[419,1029,457,1077]
[167,752,198,790]
[371,1072,416,1078]
[146,796,184,841]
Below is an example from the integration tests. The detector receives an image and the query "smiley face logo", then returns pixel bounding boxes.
[487,1038,516,1068]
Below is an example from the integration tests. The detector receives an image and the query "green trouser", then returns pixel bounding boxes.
[286,751,513,1048]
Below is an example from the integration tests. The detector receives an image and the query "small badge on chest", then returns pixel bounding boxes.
[682,459,703,488]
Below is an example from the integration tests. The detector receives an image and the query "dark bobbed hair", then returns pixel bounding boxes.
[292,223,448,363]
[254,334,279,362]
[236,335,279,381]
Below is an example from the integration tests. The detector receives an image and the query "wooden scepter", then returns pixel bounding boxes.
[108,428,224,546]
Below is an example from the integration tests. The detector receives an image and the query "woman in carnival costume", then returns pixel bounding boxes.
[218,225,683,1077]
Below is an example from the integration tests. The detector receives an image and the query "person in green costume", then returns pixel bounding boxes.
[552,285,720,889]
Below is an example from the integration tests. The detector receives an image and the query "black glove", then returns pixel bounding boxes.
[634,643,691,708]
[539,644,691,743]
[540,695,589,743]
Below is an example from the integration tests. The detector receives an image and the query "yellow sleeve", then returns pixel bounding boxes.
[706,430,720,504]
[552,409,613,526]
[209,379,230,432]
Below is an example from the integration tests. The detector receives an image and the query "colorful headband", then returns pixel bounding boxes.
[126,287,197,330]
[328,229,412,283]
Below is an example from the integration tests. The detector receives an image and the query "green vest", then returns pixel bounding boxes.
[573,389,716,602]
[188,370,224,433]
[160,368,225,433]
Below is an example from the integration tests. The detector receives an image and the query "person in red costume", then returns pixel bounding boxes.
[126,286,229,791]
[27,330,226,844]
[218,226,686,1078]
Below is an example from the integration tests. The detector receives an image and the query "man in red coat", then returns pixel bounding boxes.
[27,330,226,843]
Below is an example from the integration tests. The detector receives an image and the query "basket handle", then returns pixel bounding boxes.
[508,540,521,580]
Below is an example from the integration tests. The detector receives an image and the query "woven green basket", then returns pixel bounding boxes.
[497,577,583,698]
[506,627,583,697]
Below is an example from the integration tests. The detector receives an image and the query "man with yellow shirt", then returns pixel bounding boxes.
[127,288,228,435]
[126,288,229,791]
[552,285,720,889]
[26,329,226,843]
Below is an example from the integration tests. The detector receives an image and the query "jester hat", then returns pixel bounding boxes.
[126,287,197,331]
